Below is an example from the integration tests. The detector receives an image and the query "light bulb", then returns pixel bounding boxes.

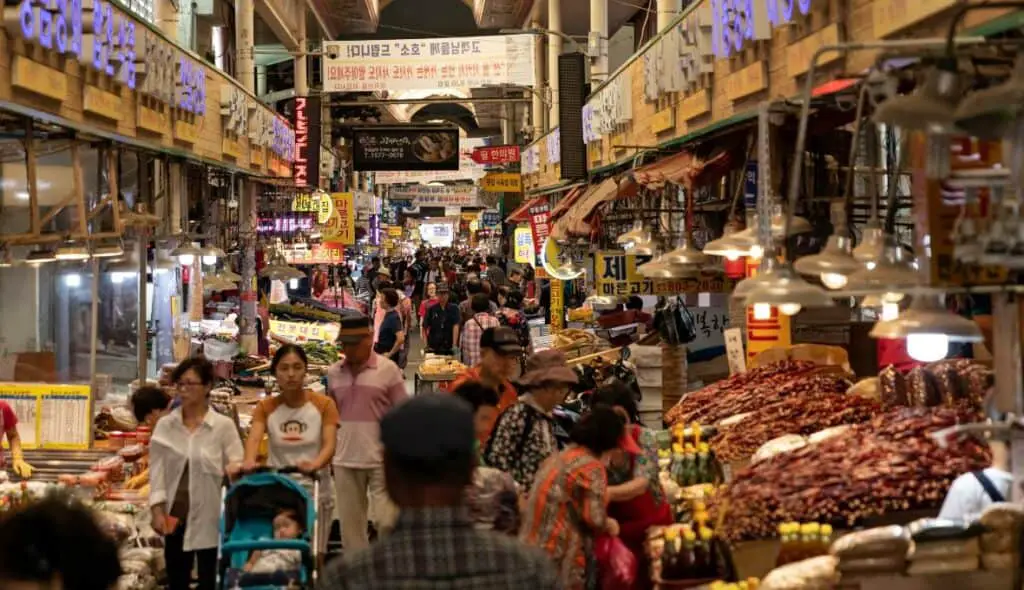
[906,333,948,362]
[289,278,299,289]
[881,302,900,321]
[883,291,905,303]
[778,303,802,316]
[749,244,764,259]
[725,252,741,262]
[820,272,848,290]
[202,255,217,265]
[64,273,81,288]
[753,303,772,320]
[865,261,877,270]
[178,253,195,266]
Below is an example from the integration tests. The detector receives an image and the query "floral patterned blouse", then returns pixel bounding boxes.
[483,400,559,489]
[606,424,665,504]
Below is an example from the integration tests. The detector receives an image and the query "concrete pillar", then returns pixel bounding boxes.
[256,65,268,96]
[154,0,179,40]
[235,0,255,93]
[590,0,608,84]
[658,0,683,32]
[294,15,308,96]
[528,3,546,137]
[238,179,258,353]
[548,0,562,127]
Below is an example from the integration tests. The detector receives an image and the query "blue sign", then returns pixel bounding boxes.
[744,160,758,209]
[482,211,501,227]
[176,55,206,115]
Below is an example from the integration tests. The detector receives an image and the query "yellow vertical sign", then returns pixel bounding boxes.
[744,257,791,361]
[550,279,564,331]
[322,192,356,245]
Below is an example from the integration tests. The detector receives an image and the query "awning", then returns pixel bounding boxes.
[633,151,693,188]
[505,196,547,223]
[525,180,586,197]
[551,177,620,240]
[548,185,586,222]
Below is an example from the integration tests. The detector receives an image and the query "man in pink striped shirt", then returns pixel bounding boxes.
[328,313,409,554]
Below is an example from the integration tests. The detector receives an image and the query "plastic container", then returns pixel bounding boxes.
[135,426,152,445]
[108,431,127,449]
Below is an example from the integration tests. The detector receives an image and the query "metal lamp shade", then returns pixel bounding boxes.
[869,295,983,341]
[872,68,961,134]
[261,265,304,281]
[845,240,919,295]
[219,269,242,282]
[637,260,701,279]
[55,242,90,261]
[731,256,779,299]
[92,242,125,258]
[25,249,56,264]
[742,264,835,310]
[794,234,861,279]
[625,239,657,257]
[201,245,228,259]
[853,225,886,266]
[617,221,649,246]
[170,242,202,259]
[955,59,1024,140]
[585,293,621,310]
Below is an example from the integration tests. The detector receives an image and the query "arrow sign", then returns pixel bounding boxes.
[471,145,521,166]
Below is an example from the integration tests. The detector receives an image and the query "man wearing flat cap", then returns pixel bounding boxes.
[318,394,560,589]
[327,313,409,554]
[484,349,579,489]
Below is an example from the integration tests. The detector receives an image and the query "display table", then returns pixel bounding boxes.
[414,371,457,396]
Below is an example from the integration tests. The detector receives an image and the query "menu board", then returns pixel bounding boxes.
[0,383,91,450]
[352,125,460,171]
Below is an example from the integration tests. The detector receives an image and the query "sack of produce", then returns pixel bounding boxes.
[980,552,1017,570]
[905,555,978,575]
[836,555,907,575]
[908,537,980,560]
[847,377,880,402]
[979,502,1024,530]
[807,425,851,445]
[831,526,910,560]
[752,434,807,463]
[760,556,838,590]
[907,518,981,542]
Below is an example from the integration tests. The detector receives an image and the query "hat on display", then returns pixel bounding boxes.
[479,327,524,355]
[517,349,579,388]
[337,313,373,344]
[381,394,475,463]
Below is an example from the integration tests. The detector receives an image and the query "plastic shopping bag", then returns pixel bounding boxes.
[596,534,638,590]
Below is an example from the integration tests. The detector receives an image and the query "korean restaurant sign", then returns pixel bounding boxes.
[711,0,812,58]
[594,251,733,296]
[527,200,551,258]
[282,243,346,266]
[293,95,322,187]
[322,193,356,245]
[321,34,536,92]
[388,185,481,207]
[514,227,535,264]
[480,172,522,193]
[472,145,521,166]
[352,125,460,172]
[291,193,334,225]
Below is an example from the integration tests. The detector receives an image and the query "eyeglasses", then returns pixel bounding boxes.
[176,380,205,389]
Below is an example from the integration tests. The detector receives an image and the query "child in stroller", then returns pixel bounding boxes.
[242,508,303,575]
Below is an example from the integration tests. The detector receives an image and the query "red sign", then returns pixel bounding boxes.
[283,242,345,265]
[293,97,310,186]
[527,200,551,258]
[471,145,521,165]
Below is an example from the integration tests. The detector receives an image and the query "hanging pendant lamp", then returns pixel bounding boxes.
[844,237,919,301]
[955,57,1024,140]
[872,64,962,134]
[794,201,860,289]
[742,263,835,317]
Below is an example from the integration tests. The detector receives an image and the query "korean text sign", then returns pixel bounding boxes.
[322,35,536,92]
[388,185,480,207]
[352,126,460,171]
[594,251,733,296]
[322,193,356,245]
[527,200,551,258]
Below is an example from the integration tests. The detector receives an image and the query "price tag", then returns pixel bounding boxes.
[724,327,746,375]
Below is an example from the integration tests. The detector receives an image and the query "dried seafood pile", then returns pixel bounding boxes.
[710,392,881,462]
[881,359,992,409]
[711,407,990,542]
[665,361,849,427]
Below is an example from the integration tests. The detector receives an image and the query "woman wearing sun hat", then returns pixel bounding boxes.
[483,349,578,489]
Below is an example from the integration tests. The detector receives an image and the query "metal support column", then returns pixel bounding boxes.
[235,0,255,93]
[238,180,258,353]
[548,0,562,126]
[589,0,608,84]
[136,234,148,383]
[295,16,308,96]
[530,6,546,136]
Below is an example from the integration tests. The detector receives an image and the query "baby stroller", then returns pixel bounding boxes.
[218,467,320,589]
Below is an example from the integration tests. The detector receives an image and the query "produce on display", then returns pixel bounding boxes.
[775,523,833,566]
[759,556,837,590]
[666,361,851,427]
[880,359,991,409]
[269,302,342,323]
[710,407,990,542]
[710,391,879,462]
[419,356,468,376]
[302,341,339,365]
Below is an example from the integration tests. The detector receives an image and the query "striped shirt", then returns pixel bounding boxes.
[520,446,610,590]
[317,506,562,590]
[461,312,501,367]
[328,353,409,468]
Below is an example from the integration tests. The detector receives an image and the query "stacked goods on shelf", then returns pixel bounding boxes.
[269,302,341,323]
[710,407,990,542]
[665,361,850,427]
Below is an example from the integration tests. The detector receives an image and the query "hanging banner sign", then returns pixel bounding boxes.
[352,125,460,171]
[527,200,551,257]
[481,210,501,227]
[269,320,340,343]
[480,172,522,193]
[514,227,534,264]
[550,279,565,331]
[594,251,734,296]
[388,184,480,207]
[322,193,356,245]
[292,95,323,187]
[291,192,334,225]
[388,226,403,237]
[471,145,521,165]
[322,34,536,92]
[374,137,488,184]
[282,242,346,265]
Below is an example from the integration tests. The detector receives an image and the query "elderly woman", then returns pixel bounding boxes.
[521,407,637,590]
[149,356,244,590]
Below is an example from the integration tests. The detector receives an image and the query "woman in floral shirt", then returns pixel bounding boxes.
[521,407,640,590]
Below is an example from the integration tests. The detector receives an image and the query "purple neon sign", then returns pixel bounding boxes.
[711,0,811,58]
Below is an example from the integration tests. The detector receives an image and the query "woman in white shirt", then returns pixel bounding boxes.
[149,357,244,590]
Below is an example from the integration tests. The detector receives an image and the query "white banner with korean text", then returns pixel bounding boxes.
[322,35,537,93]
[388,184,481,207]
